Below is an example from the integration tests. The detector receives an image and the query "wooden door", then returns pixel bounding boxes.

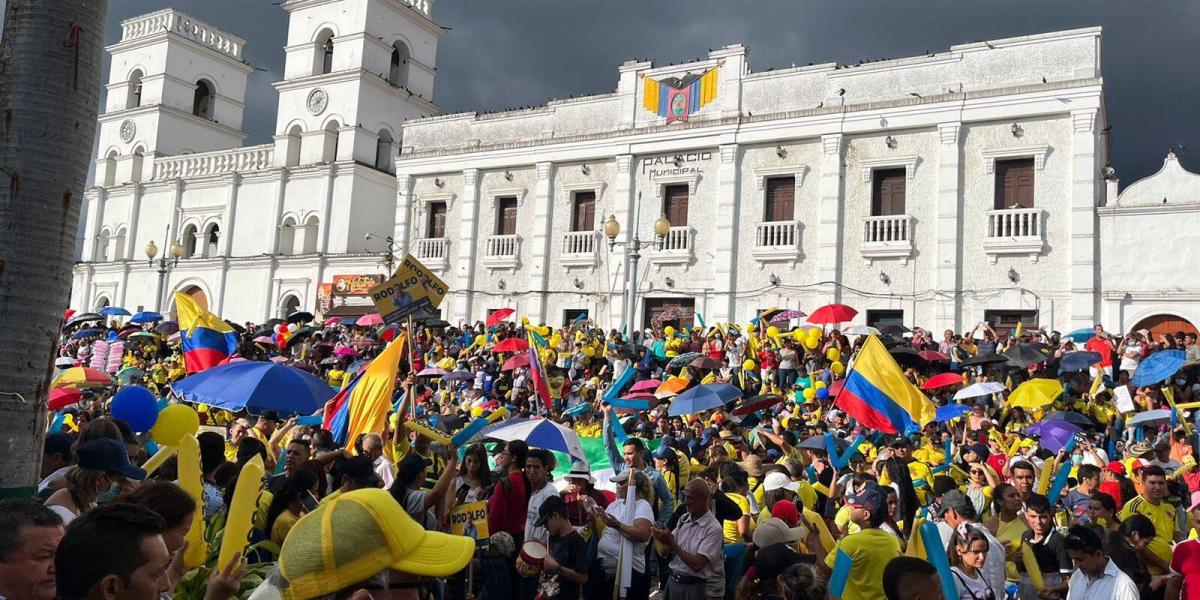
[663,185,689,226]
[572,191,595,231]
[1131,315,1198,338]
[995,159,1035,209]
[765,177,795,222]
[871,169,906,216]
[427,202,447,238]
[496,197,518,235]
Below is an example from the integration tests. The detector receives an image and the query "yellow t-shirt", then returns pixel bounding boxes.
[270,508,300,546]
[912,444,945,467]
[824,527,901,600]
[996,515,1029,545]
[1119,496,1176,574]
[723,492,754,544]
[834,504,862,535]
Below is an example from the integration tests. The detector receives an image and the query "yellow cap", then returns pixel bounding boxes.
[257,488,475,600]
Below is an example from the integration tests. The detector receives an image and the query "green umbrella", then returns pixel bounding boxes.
[116,367,144,385]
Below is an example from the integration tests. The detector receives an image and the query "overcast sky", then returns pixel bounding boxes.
[12,0,1200,185]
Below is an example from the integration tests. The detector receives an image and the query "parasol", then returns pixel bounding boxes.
[485,419,585,462]
[1027,421,1081,453]
[491,338,529,353]
[667,383,741,416]
[486,308,515,327]
[1007,378,1063,409]
[1058,351,1102,373]
[953,381,1007,400]
[921,372,965,391]
[807,304,858,325]
[172,361,334,414]
[1131,350,1186,388]
[501,354,530,371]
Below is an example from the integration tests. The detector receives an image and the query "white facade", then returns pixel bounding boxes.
[73,10,1197,335]
[73,0,442,322]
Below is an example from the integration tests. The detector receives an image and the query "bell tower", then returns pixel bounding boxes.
[94,9,252,186]
[272,0,443,169]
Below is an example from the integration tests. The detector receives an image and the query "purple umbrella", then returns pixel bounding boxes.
[1027,420,1081,453]
[768,310,807,324]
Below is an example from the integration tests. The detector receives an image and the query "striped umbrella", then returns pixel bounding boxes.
[52,367,113,389]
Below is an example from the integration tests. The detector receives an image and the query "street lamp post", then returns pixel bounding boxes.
[144,224,185,313]
[365,232,397,273]
[604,192,671,339]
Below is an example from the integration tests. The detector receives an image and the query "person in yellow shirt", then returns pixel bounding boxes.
[1118,465,1176,575]
[720,464,755,544]
[813,483,900,600]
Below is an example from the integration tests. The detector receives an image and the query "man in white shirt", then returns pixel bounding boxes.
[361,433,394,490]
[1063,524,1139,600]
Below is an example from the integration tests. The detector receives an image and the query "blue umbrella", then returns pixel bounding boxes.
[71,328,103,340]
[935,403,972,422]
[172,361,335,415]
[1027,420,1081,453]
[1126,409,1173,428]
[1064,328,1093,343]
[1131,350,1186,387]
[129,311,163,324]
[668,383,742,416]
[484,418,585,462]
[1059,351,1102,373]
[98,306,130,317]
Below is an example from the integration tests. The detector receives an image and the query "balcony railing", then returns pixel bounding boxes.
[561,231,599,267]
[751,221,801,262]
[984,207,1045,262]
[120,9,245,61]
[413,238,449,271]
[648,226,693,268]
[483,234,520,269]
[861,214,914,263]
[151,144,274,180]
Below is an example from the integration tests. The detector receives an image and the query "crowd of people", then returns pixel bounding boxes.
[6,309,1200,600]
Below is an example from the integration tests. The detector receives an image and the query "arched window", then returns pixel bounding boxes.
[279,217,297,255]
[280,294,301,319]
[102,151,118,187]
[182,224,198,258]
[127,70,143,109]
[204,223,220,257]
[375,130,394,172]
[323,120,340,163]
[286,125,302,167]
[113,227,127,261]
[192,80,214,120]
[95,296,111,311]
[302,216,319,254]
[95,228,111,262]
[315,30,335,75]
[388,43,409,87]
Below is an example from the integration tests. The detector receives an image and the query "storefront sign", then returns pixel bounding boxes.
[332,274,383,296]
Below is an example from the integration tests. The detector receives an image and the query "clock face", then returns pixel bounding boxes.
[307,89,329,115]
[120,119,136,143]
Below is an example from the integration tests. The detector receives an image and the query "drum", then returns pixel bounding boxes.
[516,540,547,577]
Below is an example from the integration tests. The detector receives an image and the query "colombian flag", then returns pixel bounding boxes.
[325,334,406,446]
[836,335,936,434]
[527,333,553,411]
[174,292,238,374]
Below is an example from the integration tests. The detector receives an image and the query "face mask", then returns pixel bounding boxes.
[1176,379,1187,386]
[96,479,121,504]
[1072,455,1083,465]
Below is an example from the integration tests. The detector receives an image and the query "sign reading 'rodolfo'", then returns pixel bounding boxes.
[369,254,448,324]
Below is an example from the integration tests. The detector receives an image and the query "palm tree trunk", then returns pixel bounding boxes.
[0,0,107,498]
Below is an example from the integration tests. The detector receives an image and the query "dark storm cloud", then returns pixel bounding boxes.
[33,0,1200,184]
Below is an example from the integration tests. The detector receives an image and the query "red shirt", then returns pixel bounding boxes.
[487,470,528,539]
[1170,539,1200,600]
[987,453,1008,477]
[1085,336,1114,367]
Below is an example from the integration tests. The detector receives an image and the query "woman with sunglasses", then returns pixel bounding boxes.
[965,461,998,518]
[949,526,996,600]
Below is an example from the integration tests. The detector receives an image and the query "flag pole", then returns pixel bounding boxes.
[408,314,417,423]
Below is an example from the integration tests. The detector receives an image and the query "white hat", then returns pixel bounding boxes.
[763,471,800,493]
[752,517,808,548]
[566,462,594,483]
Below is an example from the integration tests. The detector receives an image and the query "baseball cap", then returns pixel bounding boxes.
[770,500,799,527]
[1104,461,1126,476]
[249,488,474,600]
[846,482,886,516]
[43,432,74,457]
[751,517,808,549]
[962,443,990,461]
[763,472,800,493]
[76,438,146,481]
[534,495,568,527]
[934,490,974,519]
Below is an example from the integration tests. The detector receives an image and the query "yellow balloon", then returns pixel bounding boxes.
[150,404,199,446]
[792,329,806,342]
[808,328,821,341]
[803,388,816,400]
[474,335,486,347]
[742,359,757,371]
[766,325,780,338]
[746,323,755,332]
[666,350,678,358]
[814,380,827,390]
[664,326,676,338]
[218,455,264,571]
[826,348,840,362]
[831,361,845,375]
[535,325,550,337]
[177,434,208,568]
[803,337,819,350]
[549,334,563,348]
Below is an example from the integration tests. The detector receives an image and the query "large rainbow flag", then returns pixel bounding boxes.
[174,292,238,374]
[835,335,936,434]
[642,64,720,123]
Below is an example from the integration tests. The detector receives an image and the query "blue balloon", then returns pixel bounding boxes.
[111,386,159,433]
[816,387,830,401]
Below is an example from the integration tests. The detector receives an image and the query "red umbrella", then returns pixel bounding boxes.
[355,313,384,327]
[48,387,83,411]
[334,347,359,358]
[920,372,965,391]
[919,350,950,362]
[486,308,515,327]
[501,354,530,371]
[491,338,529,353]
[630,379,662,392]
[807,304,858,324]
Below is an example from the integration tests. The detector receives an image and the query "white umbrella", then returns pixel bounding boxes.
[486,418,586,462]
[954,381,1007,401]
[842,325,881,336]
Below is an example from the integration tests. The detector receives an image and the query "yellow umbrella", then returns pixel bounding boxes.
[52,366,114,389]
[1008,378,1063,409]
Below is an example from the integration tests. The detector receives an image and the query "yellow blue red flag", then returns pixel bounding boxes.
[343,333,407,446]
[174,292,237,373]
[836,335,936,434]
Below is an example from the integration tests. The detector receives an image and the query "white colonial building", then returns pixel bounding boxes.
[71,4,1200,338]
